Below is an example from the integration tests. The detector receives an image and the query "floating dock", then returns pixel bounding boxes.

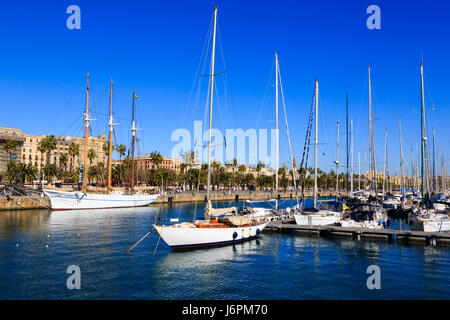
[264,219,450,246]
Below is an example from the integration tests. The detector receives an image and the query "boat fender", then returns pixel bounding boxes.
[256,228,261,235]
[232,231,238,239]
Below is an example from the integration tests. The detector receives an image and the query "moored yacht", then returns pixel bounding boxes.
[44,76,159,210]
[153,7,267,250]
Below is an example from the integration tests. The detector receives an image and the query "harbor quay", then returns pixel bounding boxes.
[0,189,345,210]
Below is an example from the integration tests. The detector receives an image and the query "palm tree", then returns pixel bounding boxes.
[256,161,265,178]
[87,148,96,165]
[150,151,163,169]
[68,143,80,173]
[40,135,57,181]
[3,140,18,162]
[116,144,127,161]
[102,140,114,157]
[182,150,195,170]
[37,143,46,181]
[59,154,68,172]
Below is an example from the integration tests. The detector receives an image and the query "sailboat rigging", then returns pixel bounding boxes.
[153,7,268,249]
[43,74,159,210]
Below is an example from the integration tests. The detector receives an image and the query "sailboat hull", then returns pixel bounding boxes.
[43,189,159,210]
[153,222,268,249]
[294,213,340,226]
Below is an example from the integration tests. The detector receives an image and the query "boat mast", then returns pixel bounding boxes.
[432,128,436,193]
[205,7,218,219]
[82,72,90,193]
[358,151,361,191]
[313,79,319,208]
[368,65,377,195]
[383,129,387,194]
[275,52,279,195]
[335,120,339,199]
[277,58,298,205]
[399,117,404,196]
[131,89,137,190]
[350,119,353,193]
[420,63,426,206]
[346,92,349,194]
[107,79,114,195]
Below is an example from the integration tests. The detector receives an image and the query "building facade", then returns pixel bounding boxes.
[0,127,25,172]
[1,127,108,176]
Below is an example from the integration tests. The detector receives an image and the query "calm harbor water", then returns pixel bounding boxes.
[0,198,449,300]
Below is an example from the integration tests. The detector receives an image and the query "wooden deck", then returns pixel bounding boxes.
[264,219,450,246]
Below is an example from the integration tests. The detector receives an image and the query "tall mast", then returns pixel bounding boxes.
[410,149,413,191]
[346,92,349,194]
[205,7,218,219]
[82,72,90,193]
[399,117,404,196]
[383,129,387,194]
[420,63,426,205]
[358,151,361,191]
[314,79,319,208]
[336,120,340,199]
[275,52,279,193]
[107,79,114,195]
[432,128,436,193]
[368,65,377,195]
[350,119,354,193]
[277,58,298,205]
[131,88,137,190]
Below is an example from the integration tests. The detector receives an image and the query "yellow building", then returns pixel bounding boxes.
[2,127,108,173]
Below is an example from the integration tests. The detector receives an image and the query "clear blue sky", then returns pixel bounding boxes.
[0,0,449,175]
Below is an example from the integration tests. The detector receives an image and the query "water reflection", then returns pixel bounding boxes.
[0,200,449,299]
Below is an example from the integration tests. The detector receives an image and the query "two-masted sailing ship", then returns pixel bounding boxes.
[153,7,268,249]
[44,75,159,210]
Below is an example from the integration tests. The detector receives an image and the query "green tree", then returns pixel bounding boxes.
[150,151,163,169]
[87,148,96,165]
[103,140,114,157]
[68,143,80,173]
[39,135,57,182]
[116,144,127,161]
[3,140,18,162]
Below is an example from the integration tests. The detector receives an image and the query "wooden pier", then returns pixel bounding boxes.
[264,219,450,246]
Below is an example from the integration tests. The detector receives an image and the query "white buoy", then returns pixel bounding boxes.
[45,245,48,248]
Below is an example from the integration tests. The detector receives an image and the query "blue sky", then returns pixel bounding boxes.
[0,0,449,175]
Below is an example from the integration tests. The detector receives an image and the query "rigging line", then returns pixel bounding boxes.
[255,57,275,132]
[58,114,83,138]
[278,64,298,202]
[45,81,84,134]
[318,90,333,163]
[183,14,214,129]
[216,17,237,130]
[213,77,226,143]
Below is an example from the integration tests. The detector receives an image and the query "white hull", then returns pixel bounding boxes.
[43,189,159,210]
[294,212,340,226]
[153,222,268,249]
[339,219,385,229]
[423,220,450,232]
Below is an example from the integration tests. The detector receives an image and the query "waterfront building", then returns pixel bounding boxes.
[0,126,108,175]
[0,127,25,172]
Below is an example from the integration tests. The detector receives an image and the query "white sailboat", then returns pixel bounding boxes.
[153,7,268,249]
[294,80,342,226]
[44,76,159,210]
[409,62,450,232]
